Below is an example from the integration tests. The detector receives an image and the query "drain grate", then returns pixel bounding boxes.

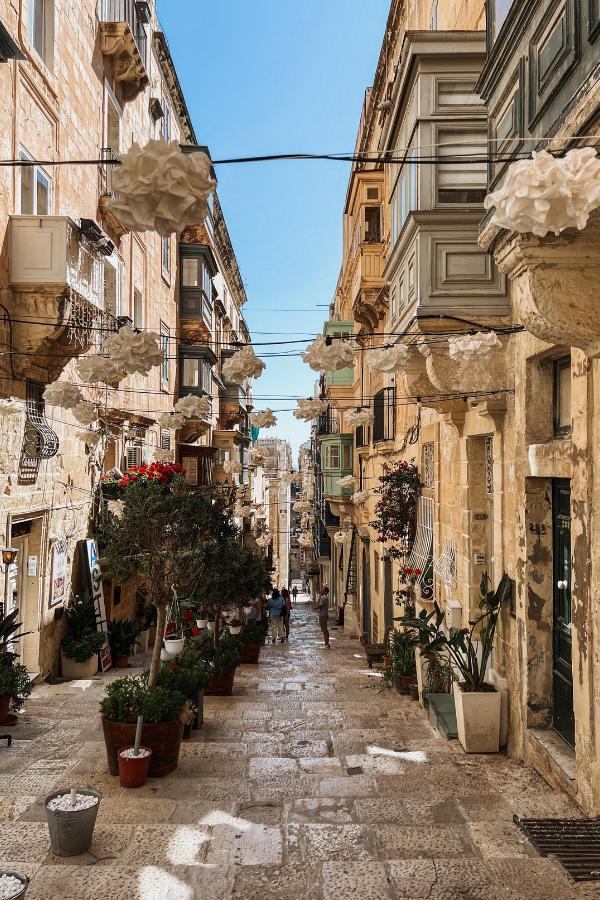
[515,817,600,881]
[346,766,363,776]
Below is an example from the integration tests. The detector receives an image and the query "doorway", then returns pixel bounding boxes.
[361,544,371,642]
[552,479,574,747]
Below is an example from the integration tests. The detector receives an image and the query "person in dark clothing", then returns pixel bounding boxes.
[267,589,286,643]
[318,586,331,648]
[281,588,292,640]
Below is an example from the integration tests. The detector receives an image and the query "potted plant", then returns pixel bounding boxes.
[242,605,252,616]
[387,629,417,693]
[239,619,268,664]
[61,631,106,679]
[195,633,242,696]
[196,611,208,629]
[45,788,101,856]
[118,746,152,788]
[156,644,210,733]
[206,617,215,633]
[107,619,140,668]
[100,675,186,777]
[228,619,242,636]
[164,620,184,656]
[0,610,32,724]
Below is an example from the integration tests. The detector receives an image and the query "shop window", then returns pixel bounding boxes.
[554,356,571,437]
[19,150,51,215]
[437,130,487,204]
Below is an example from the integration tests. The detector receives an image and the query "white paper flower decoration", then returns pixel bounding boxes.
[281,472,297,484]
[338,475,357,489]
[222,346,266,383]
[250,450,266,465]
[77,356,122,384]
[109,139,216,236]
[107,500,125,519]
[76,429,101,447]
[102,326,163,377]
[448,332,502,363]
[351,490,369,505]
[234,503,254,518]
[367,344,409,374]
[256,533,272,548]
[223,460,242,475]
[0,397,24,415]
[175,394,211,419]
[154,449,175,462]
[301,335,355,373]
[249,410,277,429]
[484,148,600,237]
[333,531,346,545]
[293,500,311,513]
[156,411,186,430]
[43,382,83,409]
[345,407,375,429]
[293,398,329,421]
[298,532,313,549]
[72,401,98,426]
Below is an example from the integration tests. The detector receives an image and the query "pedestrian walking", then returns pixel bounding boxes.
[267,589,286,643]
[318,586,331,648]
[292,586,298,604]
[282,587,292,640]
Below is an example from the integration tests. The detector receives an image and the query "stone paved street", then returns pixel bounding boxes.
[0,600,593,899]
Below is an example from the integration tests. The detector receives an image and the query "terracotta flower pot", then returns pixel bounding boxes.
[240,642,261,665]
[397,674,416,694]
[204,666,236,696]
[118,747,152,788]
[0,696,10,725]
[115,655,129,669]
[101,717,184,777]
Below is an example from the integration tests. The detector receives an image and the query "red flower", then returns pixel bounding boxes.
[170,662,178,670]
[165,622,175,637]
[413,569,422,575]
[182,610,193,622]
[191,627,201,637]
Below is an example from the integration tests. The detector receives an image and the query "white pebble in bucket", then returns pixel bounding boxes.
[46,792,99,812]
[120,747,151,759]
[0,875,26,899]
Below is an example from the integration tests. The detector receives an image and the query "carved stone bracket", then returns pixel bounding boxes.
[468,397,507,430]
[99,23,149,101]
[419,341,508,395]
[353,285,388,333]
[491,215,600,357]
[399,345,438,398]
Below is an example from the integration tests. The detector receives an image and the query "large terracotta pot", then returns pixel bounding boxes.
[205,666,236,696]
[101,717,184,777]
[0,696,10,725]
[240,642,261,665]
[60,652,98,679]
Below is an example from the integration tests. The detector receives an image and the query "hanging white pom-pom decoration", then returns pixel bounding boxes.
[76,429,101,447]
[109,139,216,236]
[222,346,266,383]
[77,356,122,384]
[234,502,254,518]
[293,398,329,421]
[301,335,355,373]
[107,500,125,519]
[250,450,266,465]
[345,407,375,429]
[256,533,272,548]
[293,500,311,513]
[338,475,357,489]
[156,411,186,430]
[484,148,600,237]
[72,401,98,426]
[250,409,277,429]
[0,397,24,415]
[333,531,346,545]
[43,382,83,409]
[298,532,313,549]
[448,332,502,363]
[223,460,242,476]
[351,490,369,506]
[102,326,163,377]
[367,344,409,374]
[174,394,211,419]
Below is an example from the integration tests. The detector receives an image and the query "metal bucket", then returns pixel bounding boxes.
[0,873,29,898]
[45,788,101,857]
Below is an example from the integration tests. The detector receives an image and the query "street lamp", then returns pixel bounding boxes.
[0,548,17,572]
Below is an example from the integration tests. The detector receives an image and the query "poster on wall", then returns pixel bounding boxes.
[49,540,68,608]
[81,539,112,672]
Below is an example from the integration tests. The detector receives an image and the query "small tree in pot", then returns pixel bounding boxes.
[61,593,106,678]
[0,610,32,724]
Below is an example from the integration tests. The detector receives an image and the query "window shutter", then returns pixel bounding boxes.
[182,456,198,485]
[126,446,142,469]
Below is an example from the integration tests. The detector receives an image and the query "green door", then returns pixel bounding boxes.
[362,545,371,642]
[552,479,575,747]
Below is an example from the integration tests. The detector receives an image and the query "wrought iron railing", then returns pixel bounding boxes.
[23,382,59,461]
[316,411,340,436]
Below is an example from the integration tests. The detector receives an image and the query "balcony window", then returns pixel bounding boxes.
[437,131,487,204]
[182,257,200,288]
[19,151,51,215]
[364,206,381,243]
[179,244,215,326]
[180,350,212,395]
[103,256,121,317]
[160,323,169,388]
[554,356,571,437]
[29,0,53,66]
[133,287,143,330]
[373,388,395,442]
[162,236,170,278]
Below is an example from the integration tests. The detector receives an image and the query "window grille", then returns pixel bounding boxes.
[434,539,457,586]
[485,435,494,496]
[405,496,434,598]
[423,442,435,488]
[23,382,58,461]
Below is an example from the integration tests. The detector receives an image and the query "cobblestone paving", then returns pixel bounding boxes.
[0,600,594,899]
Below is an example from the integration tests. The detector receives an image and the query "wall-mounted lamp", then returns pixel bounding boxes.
[0,548,18,571]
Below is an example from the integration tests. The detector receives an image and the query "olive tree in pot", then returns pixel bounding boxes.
[96,470,236,773]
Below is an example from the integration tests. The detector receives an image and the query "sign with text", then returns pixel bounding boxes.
[49,541,68,608]
[81,539,112,671]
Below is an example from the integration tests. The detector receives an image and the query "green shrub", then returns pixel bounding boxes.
[107,619,140,658]
[240,620,268,644]
[194,632,241,674]
[61,630,106,663]
[100,675,185,724]
[153,643,211,697]
[0,661,32,711]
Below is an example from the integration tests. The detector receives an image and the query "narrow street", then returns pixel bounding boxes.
[0,598,587,900]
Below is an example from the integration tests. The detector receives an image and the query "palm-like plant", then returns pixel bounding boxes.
[0,609,31,661]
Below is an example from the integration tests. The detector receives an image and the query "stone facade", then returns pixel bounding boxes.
[0,0,250,678]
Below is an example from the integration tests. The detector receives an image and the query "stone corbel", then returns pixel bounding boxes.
[419,341,508,395]
[430,399,468,436]
[99,23,149,101]
[399,345,437,397]
[468,397,507,430]
[353,286,388,333]
[492,218,600,357]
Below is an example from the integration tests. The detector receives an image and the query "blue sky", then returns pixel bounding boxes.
[158,0,390,460]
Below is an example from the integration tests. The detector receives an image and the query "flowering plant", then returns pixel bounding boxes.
[108,462,185,490]
[372,461,421,558]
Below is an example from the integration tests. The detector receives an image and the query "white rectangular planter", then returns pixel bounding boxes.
[60,652,98,680]
[453,682,501,753]
[415,647,430,707]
